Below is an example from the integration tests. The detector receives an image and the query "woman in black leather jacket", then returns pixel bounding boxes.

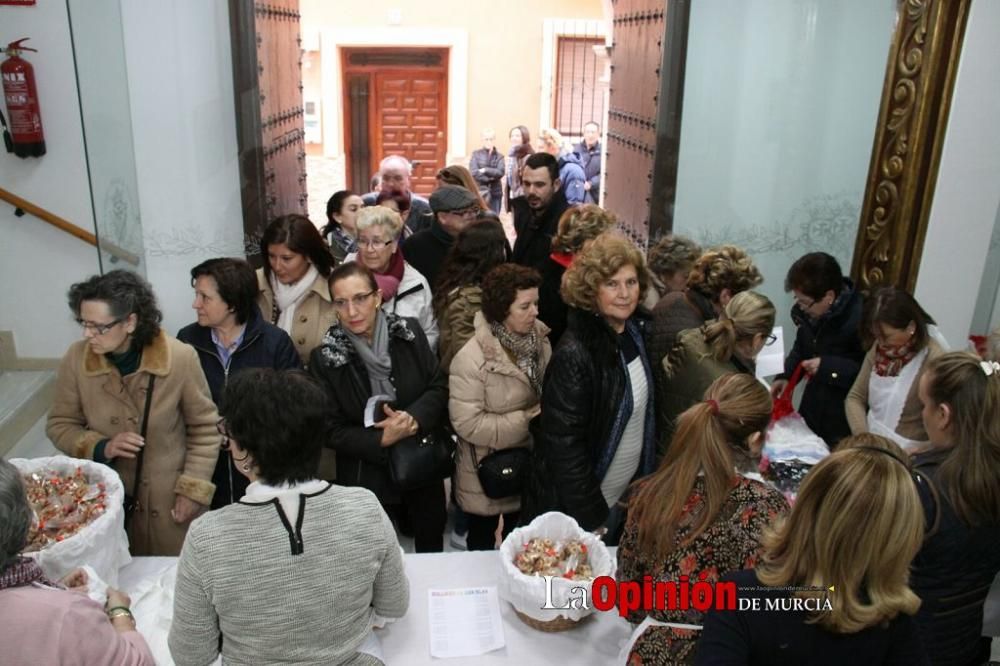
[521,233,658,538]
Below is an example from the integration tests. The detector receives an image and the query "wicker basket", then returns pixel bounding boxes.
[513,608,590,633]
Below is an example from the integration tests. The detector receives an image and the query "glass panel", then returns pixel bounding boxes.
[672,0,896,337]
[66,0,145,275]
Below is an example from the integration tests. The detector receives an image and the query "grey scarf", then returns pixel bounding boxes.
[344,309,396,400]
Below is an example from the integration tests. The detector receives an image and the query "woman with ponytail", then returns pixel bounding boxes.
[912,351,1000,665]
[658,290,776,452]
[617,373,789,665]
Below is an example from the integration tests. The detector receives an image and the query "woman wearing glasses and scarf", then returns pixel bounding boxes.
[310,262,449,552]
[47,270,218,556]
[659,291,776,454]
[347,206,438,350]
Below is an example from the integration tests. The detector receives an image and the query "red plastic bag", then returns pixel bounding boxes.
[772,362,807,421]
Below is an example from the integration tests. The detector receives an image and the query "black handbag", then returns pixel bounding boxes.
[121,374,155,529]
[387,429,455,490]
[470,443,530,499]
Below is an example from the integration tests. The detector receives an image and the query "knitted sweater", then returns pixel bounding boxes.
[169,483,408,666]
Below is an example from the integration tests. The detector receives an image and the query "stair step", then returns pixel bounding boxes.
[0,370,56,456]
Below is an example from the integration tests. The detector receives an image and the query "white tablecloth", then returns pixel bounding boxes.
[119,550,633,666]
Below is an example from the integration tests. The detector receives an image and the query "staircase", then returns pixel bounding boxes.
[0,331,58,458]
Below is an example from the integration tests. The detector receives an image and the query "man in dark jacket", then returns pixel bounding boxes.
[469,129,506,213]
[400,185,480,289]
[771,252,864,448]
[574,121,602,204]
[362,154,433,233]
[511,152,572,275]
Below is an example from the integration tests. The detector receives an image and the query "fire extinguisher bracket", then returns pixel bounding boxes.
[1,37,46,158]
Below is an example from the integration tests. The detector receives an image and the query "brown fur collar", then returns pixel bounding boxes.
[82,329,172,377]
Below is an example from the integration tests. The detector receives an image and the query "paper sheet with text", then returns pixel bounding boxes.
[428,586,505,658]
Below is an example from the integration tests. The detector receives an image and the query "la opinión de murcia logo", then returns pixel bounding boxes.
[542,573,834,616]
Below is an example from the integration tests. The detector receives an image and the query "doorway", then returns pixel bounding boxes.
[342,48,449,197]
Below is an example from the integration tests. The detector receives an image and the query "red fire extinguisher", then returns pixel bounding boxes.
[1,38,46,158]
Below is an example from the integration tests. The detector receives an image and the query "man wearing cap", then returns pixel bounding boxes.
[511,152,572,275]
[363,154,434,233]
[401,185,480,288]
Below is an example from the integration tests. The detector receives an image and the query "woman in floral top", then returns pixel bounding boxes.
[617,373,789,665]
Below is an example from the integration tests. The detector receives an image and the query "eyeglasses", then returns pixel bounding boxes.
[217,418,231,450]
[448,207,480,219]
[765,334,778,347]
[358,238,394,250]
[75,317,123,336]
[794,296,816,310]
[332,290,377,311]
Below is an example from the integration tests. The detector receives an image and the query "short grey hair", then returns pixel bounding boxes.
[355,206,403,240]
[0,459,31,573]
[379,155,412,175]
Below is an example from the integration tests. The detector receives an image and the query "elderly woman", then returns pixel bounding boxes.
[846,286,947,452]
[696,445,928,664]
[310,262,449,552]
[433,219,511,371]
[257,214,338,366]
[177,258,302,508]
[618,374,789,664]
[348,206,438,349]
[449,265,552,550]
[539,204,617,344]
[911,352,1000,665]
[649,245,763,367]
[169,369,408,665]
[322,190,364,262]
[642,234,702,310]
[47,270,218,555]
[521,233,657,539]
[0,460,155,665]
[660,291,776,450]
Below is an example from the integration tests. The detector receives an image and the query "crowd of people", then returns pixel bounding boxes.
[1,132,997,665]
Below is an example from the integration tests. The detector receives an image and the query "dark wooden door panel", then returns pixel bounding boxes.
[375,70,447,196]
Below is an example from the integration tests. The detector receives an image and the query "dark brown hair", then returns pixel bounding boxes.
[433,220,510,319]
[784,252,844,300]
[327,260,378,299]
[190,258,258,324]
[260,215,335,282]
[861,286,935,350]
[481,264,542,324]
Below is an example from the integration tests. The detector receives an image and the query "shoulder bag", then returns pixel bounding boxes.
[121,374,155,529]
[387,428,455,491]
[468,441,530,500]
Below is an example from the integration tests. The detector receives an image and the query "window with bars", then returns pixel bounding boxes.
[553,36,608,138]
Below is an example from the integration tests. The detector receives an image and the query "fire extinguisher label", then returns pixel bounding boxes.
[3,70,40,134]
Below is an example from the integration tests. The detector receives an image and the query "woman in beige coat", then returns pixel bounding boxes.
[256,214,338,367]
[47,271,218,556]
[449,265,551,550]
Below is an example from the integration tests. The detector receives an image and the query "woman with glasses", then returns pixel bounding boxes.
[257,214,337,367]
[769,252,864,449]
[846,286,947,452]
[310,262,449,552]
[177,258,303,508]
[47,270,218,556]
[348,206,438,349]
[659,291,776,452]
[169,369,409,665]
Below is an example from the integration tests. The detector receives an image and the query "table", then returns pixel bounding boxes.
[119,550,633,666]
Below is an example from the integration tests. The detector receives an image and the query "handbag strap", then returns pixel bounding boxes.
[130,374,156,499]
[467,440,482,468]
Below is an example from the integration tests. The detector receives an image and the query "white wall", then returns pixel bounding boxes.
[914,0,1000,349]
[120,1,244,335]
[0,2,100,359]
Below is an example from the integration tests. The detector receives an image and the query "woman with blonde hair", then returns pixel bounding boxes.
[696,444,928,664]
[649,245,762,367]
[521,233,657,540]
[618,373,789,665]
[540,204,618,343]
[347,205,438,349]
[537,127,586,204]
[659,291,776,450]
[911,351,1000,665]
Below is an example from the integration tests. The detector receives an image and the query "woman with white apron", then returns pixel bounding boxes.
[846,287,947,452]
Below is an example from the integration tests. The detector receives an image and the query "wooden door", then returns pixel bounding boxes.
[374,70,447,196]
[342,49,448,197]
[228,0,307,260]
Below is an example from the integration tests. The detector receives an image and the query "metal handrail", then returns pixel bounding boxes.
[0,186,139,266]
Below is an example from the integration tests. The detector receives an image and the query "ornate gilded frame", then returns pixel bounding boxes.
[851,0,972,292]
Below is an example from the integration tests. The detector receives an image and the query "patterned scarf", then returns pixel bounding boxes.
[874,340,919,377]
[0,557,58,590]
[490,321,542,395]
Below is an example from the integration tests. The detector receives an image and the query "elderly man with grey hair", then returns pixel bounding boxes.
[362,154,434,233]
[0,459,155,664]
[470,128,506,213]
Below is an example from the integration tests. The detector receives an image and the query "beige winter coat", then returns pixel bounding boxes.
[46,331,219,556]
[256,268,338,367]
[449,312,552,516]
